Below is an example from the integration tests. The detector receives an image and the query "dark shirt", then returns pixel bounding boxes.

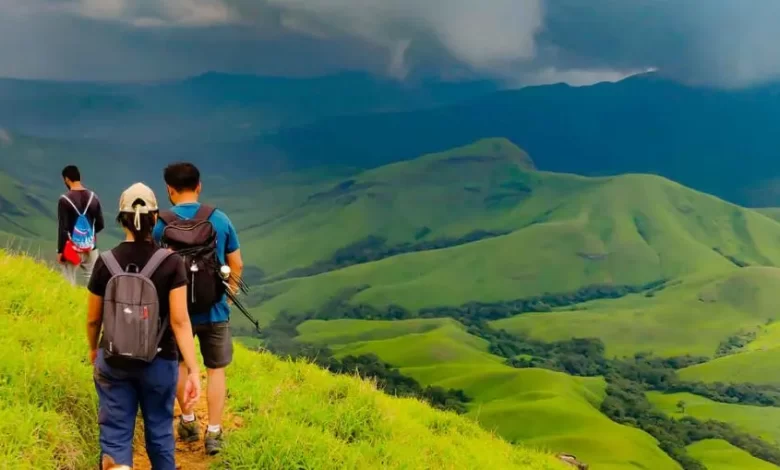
[87,241,188,361]
[57,188,105,254]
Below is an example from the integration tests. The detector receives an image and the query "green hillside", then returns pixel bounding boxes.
[678,347,780,386]
[648,392,780,446]
[687,440,780,470]
[0,250,568,469]
[247,140,780,330]
[494,267,780,358]
[297,318,681,470]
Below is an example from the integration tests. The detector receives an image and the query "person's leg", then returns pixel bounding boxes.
[60,261,77,286]
[138,357,179,470]
[176,360,200,442]
[176,326,200,442]
[93,349,138,467]
[200,321,233,455]
[80,249,99,284]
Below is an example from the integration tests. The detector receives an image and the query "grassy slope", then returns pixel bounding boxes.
[249,158,780,332]
[494,267,780,358]
[297,319,681,470]
[686,440,779,470]
[237,138,556,277]
[678,347,780,386]
[648,392,780,446]
[757,208,780,223]
[0,251,566,470]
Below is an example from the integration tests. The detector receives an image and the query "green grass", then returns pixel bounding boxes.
[0,250,566,469]
[678,347,780,386]
[648,392,780,446]
[493,267,780,358]
[757,208,780,223]
[686,439,779,470]
[298,318,682,470]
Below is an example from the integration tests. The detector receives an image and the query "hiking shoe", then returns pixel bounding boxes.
[177,417,200,443]
[204,429,224,456]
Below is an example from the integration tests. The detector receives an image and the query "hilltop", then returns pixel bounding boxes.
[0,250,567,469]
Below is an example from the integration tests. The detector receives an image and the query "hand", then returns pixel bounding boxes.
[57,253,65,264]
[89,349,97,366]
[183,371,201,410]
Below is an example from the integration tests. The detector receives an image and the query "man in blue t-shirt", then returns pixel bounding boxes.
[152,162,243,456]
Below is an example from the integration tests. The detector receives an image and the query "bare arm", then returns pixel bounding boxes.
[226,249,244,296]
[169,285,200,376]
[57,198,69,255]
[86,292,103,355]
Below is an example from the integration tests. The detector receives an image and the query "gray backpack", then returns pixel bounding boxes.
[99,249,172,366]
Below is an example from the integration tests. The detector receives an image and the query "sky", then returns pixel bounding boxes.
[1,0,779,88]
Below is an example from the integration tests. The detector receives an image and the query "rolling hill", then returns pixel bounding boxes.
[648,392,780,446]
[494,267,780,358]
[0,251,568,470]
[686,440,780,470]
[244,138,780,326]
[296,318,681,470]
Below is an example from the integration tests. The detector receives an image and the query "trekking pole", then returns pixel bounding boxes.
[224,283,262,334]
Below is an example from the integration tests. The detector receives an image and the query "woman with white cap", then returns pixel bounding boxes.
[85,182,202,469]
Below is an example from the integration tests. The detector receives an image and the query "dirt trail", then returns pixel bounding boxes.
[132,374,238,469]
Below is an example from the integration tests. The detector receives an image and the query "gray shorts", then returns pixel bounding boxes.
[179,321,233,369]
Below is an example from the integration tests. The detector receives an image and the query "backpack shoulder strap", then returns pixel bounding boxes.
[60,195,80,213]
[193,204,217,222]
[159,210,180,225]
[140,249,173,278]
[101,251,124,277]
[84,191,95,216]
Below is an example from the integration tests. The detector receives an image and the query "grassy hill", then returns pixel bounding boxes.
[678,347,780,387]
[686,440,780,470]
[297,318,681,470]
[0,250,569,469]
[648,392,780,446]
[244,139,780,329]
[494,267,780,358]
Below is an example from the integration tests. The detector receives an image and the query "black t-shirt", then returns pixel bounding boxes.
[88,241,187,361]
[57,189,105,254]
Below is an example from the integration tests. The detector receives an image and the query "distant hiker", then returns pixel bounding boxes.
[153,162,244,456]
[86,182,201,469]
[58,165,105,285]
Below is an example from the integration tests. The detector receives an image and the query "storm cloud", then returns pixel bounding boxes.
[0,0,778,87]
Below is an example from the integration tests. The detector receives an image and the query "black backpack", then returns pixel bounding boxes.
[159,204,225,315]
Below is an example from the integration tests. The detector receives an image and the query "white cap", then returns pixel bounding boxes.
[119,182,158,230]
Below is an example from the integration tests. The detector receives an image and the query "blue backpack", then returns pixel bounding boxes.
[61,191,96,253]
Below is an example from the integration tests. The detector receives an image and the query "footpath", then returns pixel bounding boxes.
[132,373,240,470]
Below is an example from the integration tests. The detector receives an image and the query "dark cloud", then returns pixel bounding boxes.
[0,0,777,87]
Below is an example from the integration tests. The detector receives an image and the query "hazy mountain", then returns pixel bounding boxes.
[266,72,780,207]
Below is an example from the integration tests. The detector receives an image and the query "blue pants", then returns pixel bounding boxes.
[93,349,178,469]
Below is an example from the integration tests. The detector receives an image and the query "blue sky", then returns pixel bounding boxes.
[1,0,778,88]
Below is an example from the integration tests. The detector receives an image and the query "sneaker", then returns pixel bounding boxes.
[177,417,200,443]
[204,428,224,456]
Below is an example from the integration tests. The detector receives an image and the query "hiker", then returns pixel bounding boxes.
[58,165,105,285]
[153,162,244,455]
[86,182,201,469]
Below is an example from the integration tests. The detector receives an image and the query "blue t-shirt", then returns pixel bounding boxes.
[152,202,240,325]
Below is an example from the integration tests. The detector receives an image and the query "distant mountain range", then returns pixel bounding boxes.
[266,72,780,206]
[4,71,780,206]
